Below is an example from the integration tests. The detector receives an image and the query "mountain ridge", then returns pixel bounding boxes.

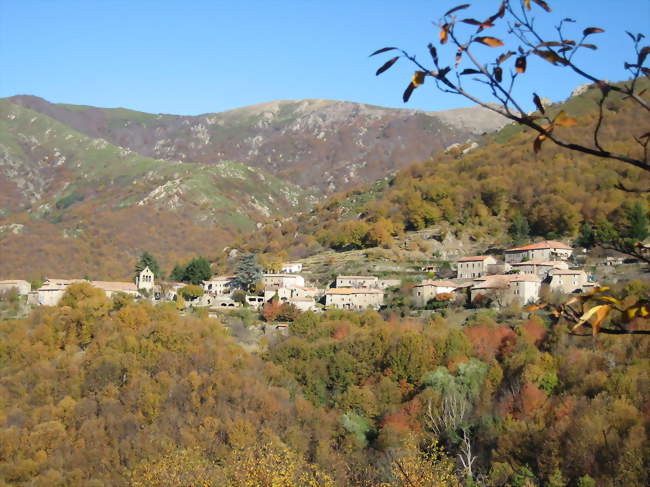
[5,95,509,193]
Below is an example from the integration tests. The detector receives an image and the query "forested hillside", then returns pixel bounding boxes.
[0,281,647,486]
[238,81,650,260]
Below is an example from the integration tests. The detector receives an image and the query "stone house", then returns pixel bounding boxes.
[203,275,235,295]
[325,288,385,310]
[456,256,498,279]
[470,274,541,307]
[548,269,588,294]
[287,297,317,312]
[135,267,155,292]
[335,275,379,288]
[263,274,305,289]
[509,260,568,278]
[0,280,31,295]
[378,279,402,290]
[31,279,83,306]
[412,280,457,307]
[504,240,573,264]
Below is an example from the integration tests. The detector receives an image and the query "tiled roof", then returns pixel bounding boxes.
[457,255,491,262]
[416,280,458,288]
[509,274,541,282]
[91,281,138,292]
[550,269,586,275]
[506,240,572,252]
[337,275,379,279]
[326,288,384,295]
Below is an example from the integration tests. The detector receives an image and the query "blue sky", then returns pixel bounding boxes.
[1,0,648,115]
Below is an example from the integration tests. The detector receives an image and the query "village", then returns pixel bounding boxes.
[1,239,620,320]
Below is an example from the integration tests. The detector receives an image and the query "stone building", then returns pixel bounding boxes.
[456,256,498,279]
[263,274,305,289]
[335,275,379,288]
[203,275,235,295]
[135,266,155,292]
[504,241,572,264]
[412,280,457,307]
[548,269,588,294]
[470,274,541,307]
[0,280,31,295]
[325,288,384,310]
[509,260,568,278]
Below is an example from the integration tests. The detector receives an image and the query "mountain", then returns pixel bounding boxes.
[0,99,308,279]
[5,95,508,193]
[235,81,650,260]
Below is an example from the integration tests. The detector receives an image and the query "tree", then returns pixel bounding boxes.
[170,264,186,282]
[178,285,205,301]
[625,200,649,241]
[183,257,212,285]
[134,251,162,278]
[231,253,263,292]
[576,222,595,248]
[371,0,650,180]
[509,212,530,245]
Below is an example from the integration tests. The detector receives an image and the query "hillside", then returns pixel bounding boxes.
[5,95,508,193]
[0,99,308,279]
[236,81,650,260]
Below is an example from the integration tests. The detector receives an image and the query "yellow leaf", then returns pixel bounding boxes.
[554,110,578,127]
[524,0,532,10]
[476,36,505,47]
[573,304,611,334]
[412,71,426,87]
[440,24,450,44]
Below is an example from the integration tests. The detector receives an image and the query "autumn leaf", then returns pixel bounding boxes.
[428,43,439,64]
[554,110,578,127]
[475,36,504,47]
[440,23,450,44]
[515,56,527,73]
[573,304,611,335]
[412,71,426,86]
[369,47,398,57]
[533,133,546,153]
[375,56,399,76]
[533,93,545,114]
[578,43,598,50]
[455,48,464,66]
[403,82,416,102]
[533,49,569,65]
[460,68,481,75]
[493,66,503,82]
[583,27,605,36]
[532,0,551,12]
[524,0,531,10]
[444,4,470,16]
[497,51,515,64]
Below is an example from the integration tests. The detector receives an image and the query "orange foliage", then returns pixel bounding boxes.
[464,324,517,361]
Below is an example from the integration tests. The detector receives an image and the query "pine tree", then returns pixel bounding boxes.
[576,223,595,248]
[134,251,162,278]
[509,212,530,245]
[231,253,263,292]
[170,264,186,282]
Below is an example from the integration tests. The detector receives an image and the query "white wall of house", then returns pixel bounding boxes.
[263,274,305,289]
[135,267,155,292]
[412,283,456,307]
[0,280,31,295]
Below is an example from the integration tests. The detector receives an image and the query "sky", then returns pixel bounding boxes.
[1,0,648,115]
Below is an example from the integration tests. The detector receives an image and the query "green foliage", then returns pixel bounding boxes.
[55,192,84,209]
[178,284,204,300]
[509,212,530,245]
[341,412,373,447]
[170,257,212,285]
[134,251,162,278]
[625,200,648,242]
[231,253,263,292]
[576,222,595,248]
